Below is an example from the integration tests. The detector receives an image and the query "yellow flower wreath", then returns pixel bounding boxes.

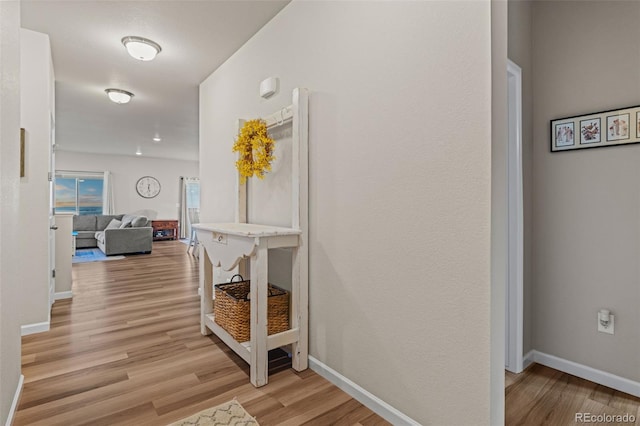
[232,119,276,184]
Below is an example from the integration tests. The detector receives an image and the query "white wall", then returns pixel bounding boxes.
[0,1,23,422]
[532,1,640,381]
[19,28,54,328]
[491,0,508,423]
[56,151,198,220]
[200,1,494,423]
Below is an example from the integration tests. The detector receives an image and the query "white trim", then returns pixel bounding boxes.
[309,356,420,426]
[21,321,50,336]
[531,350,640,398]
[54,291,73,300]
[523,349,535,370]
[5,374,24,426]
[506,59,524,374]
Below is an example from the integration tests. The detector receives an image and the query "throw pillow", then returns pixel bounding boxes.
[106,218,122,230]
[121,214,135,228]
[131,216,148,227]
[119,221,131,229]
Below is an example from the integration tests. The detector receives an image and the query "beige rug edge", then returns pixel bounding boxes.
[168,399,259,426]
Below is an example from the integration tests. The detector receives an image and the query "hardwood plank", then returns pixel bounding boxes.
[259,386,353,425]
[16,241,388,425]
[152,369,249,415]
[19,370,129,410]
[299,398,377,425]
[506,364,640,426]
[17,374,200,425]
[23,352,129,384]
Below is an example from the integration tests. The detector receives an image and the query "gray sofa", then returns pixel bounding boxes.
[73,214,153,256]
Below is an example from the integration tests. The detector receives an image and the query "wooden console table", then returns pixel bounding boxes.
[197,88,309,388]
[195,223,306,387]
[152,220,178,241]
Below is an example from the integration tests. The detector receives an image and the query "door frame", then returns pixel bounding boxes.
[49,112,56,317]
[506,59,524,373]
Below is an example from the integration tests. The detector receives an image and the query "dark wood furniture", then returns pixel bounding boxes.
[152,220,178,241]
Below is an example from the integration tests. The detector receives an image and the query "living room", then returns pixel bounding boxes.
[56,152,198,226]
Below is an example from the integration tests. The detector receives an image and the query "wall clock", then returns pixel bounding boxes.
[136,176,161,198]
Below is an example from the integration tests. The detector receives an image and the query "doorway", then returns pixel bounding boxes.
[505,60,524,373]
[178,177,200,239]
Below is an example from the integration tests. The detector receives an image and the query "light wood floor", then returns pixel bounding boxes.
[506,364,640,425]
[15,241,389,426]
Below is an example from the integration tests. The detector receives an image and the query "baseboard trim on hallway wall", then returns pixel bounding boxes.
[523,349,535,370]
[532,350,640,398]
[21,321,49,336]
[308,356,420,426]
[54,291,73,300]
[5,374,24,426]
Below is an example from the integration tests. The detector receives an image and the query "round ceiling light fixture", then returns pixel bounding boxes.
[152,136,161,142]
[105,88,134,104]
[121,36,162,61]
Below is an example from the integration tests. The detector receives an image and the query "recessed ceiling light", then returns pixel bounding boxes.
[152,136,161,142]
[121,36,162,61]
[105,88,134,104]
[135,148,142,156]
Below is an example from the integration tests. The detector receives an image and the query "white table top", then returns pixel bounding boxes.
[193,222,301,238]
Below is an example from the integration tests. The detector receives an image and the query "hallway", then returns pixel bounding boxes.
[15,241,388,425]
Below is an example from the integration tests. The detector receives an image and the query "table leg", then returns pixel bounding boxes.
[200,246,213,336]
[250,240,268,387]
[291,245,308,371]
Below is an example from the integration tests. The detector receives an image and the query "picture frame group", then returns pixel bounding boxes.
[550,105,640,152]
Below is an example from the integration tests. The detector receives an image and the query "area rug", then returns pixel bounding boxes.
[168,400,258,426]
[72,248,125,264]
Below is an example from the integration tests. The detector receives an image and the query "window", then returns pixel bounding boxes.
[186,180,200,210]
[55,175,104,215]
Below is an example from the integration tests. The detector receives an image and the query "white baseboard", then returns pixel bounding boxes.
[21,321,49,336]
[308,356,420,425]
[5,374,24,426]
[522,349,535,370]
[54,291,73,300]
[531,350,640,398]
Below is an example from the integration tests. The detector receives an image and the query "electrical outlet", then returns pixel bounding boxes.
[598,313,614,334]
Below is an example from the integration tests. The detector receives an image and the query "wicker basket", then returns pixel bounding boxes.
[214,274,289,342]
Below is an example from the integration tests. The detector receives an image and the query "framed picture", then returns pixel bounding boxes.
[580,118,600,145]
[554,122,575,147]
[606,113,630,142]
[551,105,640,152]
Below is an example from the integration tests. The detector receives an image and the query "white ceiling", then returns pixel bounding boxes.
[21,1,289,162]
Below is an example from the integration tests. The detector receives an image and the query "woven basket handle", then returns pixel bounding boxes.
[230,274,244,283]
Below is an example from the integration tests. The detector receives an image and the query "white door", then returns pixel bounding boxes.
[48,113,56,313]
[506,60,524,373]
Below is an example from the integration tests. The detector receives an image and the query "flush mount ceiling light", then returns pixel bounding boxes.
[121,36,162,61]
[152,136,161,142]
[135,147,142,156]
[105,88,134,104]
